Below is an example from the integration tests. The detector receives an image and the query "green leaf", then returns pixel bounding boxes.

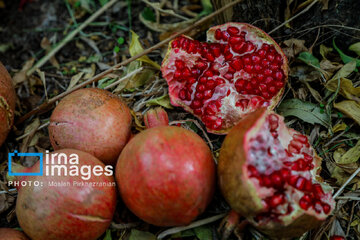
[277,99,330,127]
[298,52,320,68]
[103,230,112,240]
[333,39,360,67]
[146,95,174,109]
[142,7,156,22]
[97,77,117,89]
[194,225,213,240]
[117,37,125,45]
[171,229,196,238]
[129,229,156,240]
[349,42,360,56]
[99,0,109,6]
[199,0,213,16]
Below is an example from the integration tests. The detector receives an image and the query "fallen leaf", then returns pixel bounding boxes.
[332,122,347,133]
[338,140,360,164]
[334,100,360,126]
[277,99,330,127]
[326,77,360,100]
[128,229,156,240]
[67,72,84,91]
[13,58,35,85]
[319,44,333,59]
[329,61,356,81]
[349,42,360,56]
[298,52,320,68]
[146,95,173,109]
[282,38,308,59]
[36,69,47,100]
[129,31,160,69]
[40,37,60,69]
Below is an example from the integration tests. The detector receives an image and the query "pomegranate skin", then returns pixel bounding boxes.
[218,108,334,238]
[116,126,215,226]
[0,62,16,146]
[14,149,117,240]
[0,228,30,240]
[49,88,132,165]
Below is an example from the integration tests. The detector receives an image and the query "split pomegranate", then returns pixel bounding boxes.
[10,149,117,240]
[49,88,132,165]
[0,62,16,146]
[218,108,334,238]
[161,23,288,134]
[116,108,215,226]
[0,228,29,240]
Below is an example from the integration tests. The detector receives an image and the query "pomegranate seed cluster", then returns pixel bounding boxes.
[246,114,332,223]
[164,25,286,131]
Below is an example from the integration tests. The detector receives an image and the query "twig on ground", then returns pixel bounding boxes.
[26,0,119,77]
[16,0,243,125]
[269,0,319,34]
[333,167,360,198]
[104,67,143,90]
[142,0,189,20]
[16,122,50,141]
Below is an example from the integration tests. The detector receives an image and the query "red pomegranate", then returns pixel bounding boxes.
[49,88,132,165]
[115,108,215,226]
[0,62,16,146]
[218,108,335,238]
[0,228,29,240]
[10,149,117,240]
[161,23,288,134]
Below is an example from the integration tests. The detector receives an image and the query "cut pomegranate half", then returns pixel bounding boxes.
[161,23,288,134]
[218,108,334,238]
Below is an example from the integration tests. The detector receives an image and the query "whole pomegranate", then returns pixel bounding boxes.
[0,62,16,146]
[11,149,117,240]
[0,228,29,240]
[49,88,132,165]
[116,108,215,226]
[218,108,335,238]
[161,23,288,134]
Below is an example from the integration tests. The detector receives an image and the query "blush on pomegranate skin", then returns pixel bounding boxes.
[218,108,335,238]
[0,62,16,147]
[48,88,132,165]
[161,23,288,134]
[116,108,216,227]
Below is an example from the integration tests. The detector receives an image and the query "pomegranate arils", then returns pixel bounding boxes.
[227,26,240,36]
[163,24,288,132]
[244,111,334,224]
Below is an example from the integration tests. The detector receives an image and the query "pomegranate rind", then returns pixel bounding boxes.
[161,23,288,134]
[49,88,132,165]
[0,228,30,240]
[15,149,117,240]
[116,126,215,226]
[0,62,16,146]
[218,108,334,238]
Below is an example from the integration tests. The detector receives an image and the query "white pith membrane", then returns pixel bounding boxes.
[161,23,286,132]
[244,112,334,226]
